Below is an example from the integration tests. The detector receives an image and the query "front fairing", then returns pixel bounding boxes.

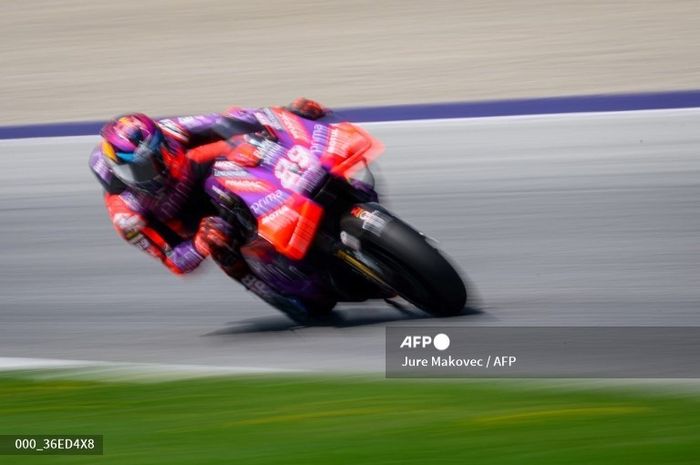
[204,108,384,262]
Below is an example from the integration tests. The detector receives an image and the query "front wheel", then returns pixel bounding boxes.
[339,205,467,316]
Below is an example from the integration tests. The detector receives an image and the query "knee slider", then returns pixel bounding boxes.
[112,212,146,242]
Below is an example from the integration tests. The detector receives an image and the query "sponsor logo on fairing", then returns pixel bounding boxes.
[310,124,330,158]
[256,139,286,165]
[312,124,330,142]
[261,205,296,227]
[250,190,288,216]
[328,128,350,157]
[297,167,325,193]
[350,207,388,235]
[279,111,309,142]
[214,170,251,178]
[255,109,283,131]
[240,274,278,299]
[213,161,248,172]
[213,161,250,178]
[223,178,271,193]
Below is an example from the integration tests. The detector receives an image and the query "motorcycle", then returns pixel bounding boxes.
[205,106,467,323]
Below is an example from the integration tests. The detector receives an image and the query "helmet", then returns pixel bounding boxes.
[100,113,167,194]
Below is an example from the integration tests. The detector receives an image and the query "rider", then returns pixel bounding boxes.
[89,98,329,313]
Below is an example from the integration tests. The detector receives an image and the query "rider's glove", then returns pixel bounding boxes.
[193,216,234,257]
[287,98,328,120]
[165,241,205,274]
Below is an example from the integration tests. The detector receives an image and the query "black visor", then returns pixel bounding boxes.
[111,155,162,185]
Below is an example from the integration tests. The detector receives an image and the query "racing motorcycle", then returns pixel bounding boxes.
[206,107,467,322]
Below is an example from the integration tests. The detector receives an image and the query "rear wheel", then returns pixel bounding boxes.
[340,206,467,316]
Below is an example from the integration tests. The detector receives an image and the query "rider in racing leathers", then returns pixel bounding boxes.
[89,98,329,316]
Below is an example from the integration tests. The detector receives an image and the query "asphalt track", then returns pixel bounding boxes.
[1,109,699,372]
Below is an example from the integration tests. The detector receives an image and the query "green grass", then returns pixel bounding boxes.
[1,374,699,464]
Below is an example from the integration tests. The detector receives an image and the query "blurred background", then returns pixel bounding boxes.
[2,1,700,464]
[2,0,700,124]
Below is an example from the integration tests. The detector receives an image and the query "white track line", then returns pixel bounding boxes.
[0,357,304,381]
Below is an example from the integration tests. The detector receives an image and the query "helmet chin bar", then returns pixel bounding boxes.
[132,175,168,196]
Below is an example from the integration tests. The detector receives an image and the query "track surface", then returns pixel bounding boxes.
[1,109,699,372]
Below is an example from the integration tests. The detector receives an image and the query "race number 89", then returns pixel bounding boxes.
[274,146,316,190]
[274,158,302,189]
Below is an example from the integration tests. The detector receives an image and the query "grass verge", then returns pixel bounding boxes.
[1,373,699,464]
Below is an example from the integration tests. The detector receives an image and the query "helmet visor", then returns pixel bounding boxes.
[109,155,167,195]
[111,154,161,184]
[105,127,166,194]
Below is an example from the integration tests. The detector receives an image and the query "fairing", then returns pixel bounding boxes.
[205,108,383,261]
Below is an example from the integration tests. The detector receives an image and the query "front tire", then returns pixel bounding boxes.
[340,205,467,316]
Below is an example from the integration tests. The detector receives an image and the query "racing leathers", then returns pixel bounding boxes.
[90,113,235,273]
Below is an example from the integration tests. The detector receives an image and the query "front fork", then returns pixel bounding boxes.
[333,202,398,296]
